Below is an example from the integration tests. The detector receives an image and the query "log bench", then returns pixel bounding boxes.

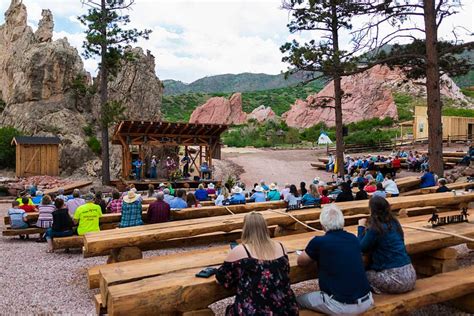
[1,226,45,237]
[310,162,326,170]
[82,192,474,258]
[91,214,474,315]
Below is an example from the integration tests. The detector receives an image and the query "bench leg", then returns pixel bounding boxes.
[107,246,143,264]
[412,247,459,277]
[274,223,307,237]
[182,308,214,316]
[450,293,474,313]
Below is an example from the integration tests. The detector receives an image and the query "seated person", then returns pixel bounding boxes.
[301,184,320,206]
[229,187,246,205]
[391,156,401,175]
[120,191,143,228]
[8,201,29,229]
[16,192,34,206]
[200,161,211,179]
[375,171,384,183]
[147,192,171,223]
[320,189,330,204]
[364,180,377,193]
[106,190,122,213]
[250,186,266,203]
[163,188,174,204]
[67,189,85,217]
[372,182,387,198]
[74,194,102,235]
[169,189,188,209]
[45,198,74,253]
[186,192,202,208]
[335,182,354,202]
[460,145,474,166]
[56,188,69,203]
[297,205,373,314]
[355,182,368,200]
[267,183,281,201]
[32,191,44,205]
[260,180,270,191]
[206,183,216,195]
[420,169,436,188]
[436,178,450,193]
[19,197,37,213]
[194,184,209,201]
[382,174,399,197]
[215,187,231,206]
[358,196,416,294]
[284,184,300,208]
[216,212,298,315]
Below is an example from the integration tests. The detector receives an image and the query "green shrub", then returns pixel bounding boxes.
[461,88,474,99]
[442,107,474,117]
[0,126,22,168]
[83,124,94,137]
[87,136,101,155]
[393,93,414,121]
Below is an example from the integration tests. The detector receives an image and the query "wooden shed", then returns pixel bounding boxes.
[11,136,61,177]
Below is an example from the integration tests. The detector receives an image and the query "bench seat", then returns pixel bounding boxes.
[52,235,84,249]
[2,226,45,236]
[300,265,474,315]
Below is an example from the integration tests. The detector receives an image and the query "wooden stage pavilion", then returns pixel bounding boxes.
[112,120,228,189]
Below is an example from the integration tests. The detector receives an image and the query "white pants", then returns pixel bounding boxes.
[297,291,373,315]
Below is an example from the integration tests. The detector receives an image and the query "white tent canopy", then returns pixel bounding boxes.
[318,132,333,145]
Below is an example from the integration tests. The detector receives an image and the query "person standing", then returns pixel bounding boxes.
[150,155,158,179]
[133,158,143,181]
[166,156,176,178]
[181,154,191,177]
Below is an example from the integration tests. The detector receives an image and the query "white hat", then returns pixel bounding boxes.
[232,187,243,194]
[313,177,320,184]
[159,183,166,187]
[123,191,139,203]
[208,183,215,189]
[254,185,264,192]
[269,183,278,190]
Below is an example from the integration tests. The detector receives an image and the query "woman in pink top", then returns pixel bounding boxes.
[36,195,55,229]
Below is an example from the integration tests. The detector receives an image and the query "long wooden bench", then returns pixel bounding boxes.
[310,162,326,170]
[1,227,45,237]
[82,192,474,258]
[299,265,474,315]
[93,215,474,315]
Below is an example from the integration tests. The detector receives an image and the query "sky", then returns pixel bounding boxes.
[0,0,472,83]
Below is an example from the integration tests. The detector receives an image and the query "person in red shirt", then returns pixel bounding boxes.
[320,189,331,204]
[391,156,402,177]
[147,192,171,223]
[19,197,37,213]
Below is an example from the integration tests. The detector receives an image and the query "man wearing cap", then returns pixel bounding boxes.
[229,187,246,205]
[250,186,266,202]
[150,155,158,179]
[73,194,102,235]
[120,191,143,228]
[267,183,281,201]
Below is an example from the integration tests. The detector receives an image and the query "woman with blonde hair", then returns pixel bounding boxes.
[301,183,321,206]
[216,212,298,315]
[214,187,230,206]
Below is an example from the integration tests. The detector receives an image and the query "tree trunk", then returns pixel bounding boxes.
[424,0,444,177]
[100,0,110,185]
[331,4,345,177]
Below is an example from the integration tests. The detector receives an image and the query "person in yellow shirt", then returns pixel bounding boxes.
[16,192,34,206]
[73,194,102,235]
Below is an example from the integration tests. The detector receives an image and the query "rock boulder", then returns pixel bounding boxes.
[248,105,276,123]
[189,92,247,125]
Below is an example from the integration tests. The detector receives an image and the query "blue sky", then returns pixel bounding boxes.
[1,0,472,83]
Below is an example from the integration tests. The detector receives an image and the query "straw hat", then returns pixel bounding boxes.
[208,183,215,189]
[269,183,278,190]
[123,191,139,203]
[232,187,243,194]
[158,183,166,188]
[254,185,264,192]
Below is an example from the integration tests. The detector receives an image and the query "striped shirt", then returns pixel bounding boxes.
[36,204,56,228]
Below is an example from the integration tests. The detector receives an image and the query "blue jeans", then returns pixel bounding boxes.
[135,167,142,180]
[45,228,74,241]
[150,167,157,179]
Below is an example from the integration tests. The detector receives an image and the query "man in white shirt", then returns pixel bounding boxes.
[382,174,399,197]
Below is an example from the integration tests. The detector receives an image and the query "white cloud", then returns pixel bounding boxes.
[0,0,472,82]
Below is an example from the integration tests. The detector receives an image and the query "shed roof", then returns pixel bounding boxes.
[11,136,61,146]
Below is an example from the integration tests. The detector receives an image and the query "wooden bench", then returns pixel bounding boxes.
[310,162,326,170]
[52,235,84,250]
[299,265,474,315]
[1,226,45,237]
[82,192,474,258]
[91,215,474,315]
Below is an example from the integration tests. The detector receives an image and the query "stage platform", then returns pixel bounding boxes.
[111,178,220,190]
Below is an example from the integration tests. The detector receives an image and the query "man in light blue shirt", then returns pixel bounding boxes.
[163,188,174,204]
[250,186,266,203]
[229,187,246,205]
[169,189,188,210]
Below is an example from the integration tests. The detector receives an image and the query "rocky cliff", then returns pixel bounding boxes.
[283,65,468,128]
[189,93,247,125]
[0,0,163,176]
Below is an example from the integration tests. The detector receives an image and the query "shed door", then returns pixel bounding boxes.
[468,124,474,140]
[22,145,41,176]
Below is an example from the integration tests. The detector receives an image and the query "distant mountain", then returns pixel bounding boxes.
[163,72,323,95]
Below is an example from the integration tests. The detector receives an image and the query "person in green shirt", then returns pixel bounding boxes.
[73,194,102,235]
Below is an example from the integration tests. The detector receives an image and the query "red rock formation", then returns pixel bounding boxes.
[189,92,247,125]
[248,105,276,123]
[283,66,399,128]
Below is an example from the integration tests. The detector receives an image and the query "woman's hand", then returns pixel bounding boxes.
[358,218,367,227]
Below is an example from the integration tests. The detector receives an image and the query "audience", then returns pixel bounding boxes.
[194,184,209,201]
[36,195,55,239]
[297,205,373,314]
[358,196,416,294]
[301,184,320,206]
[56,188,69,202]
[163,188,174,204]
[216,212,298,315]
[186,192,202,208]
[67,189,85,216]
[372,183,387,198]
[120,191,143,228]
[300,181,308,196]
[147,192,171,223]
[335,182,354,202]
[106,190,122,213]
[383,174,399,197]
[267,183,281,201]
[436,178,449,193]
[73,194,102,235]
[260,180,270,191]
[250,185,266,203]
[364,180,377,193]
[170,189,188,210]
[355,182,369,200]
[45,198,74,253]
[207,183,216,195]
[320,189,330,204]
[147,184,156,198]
[32,191,44,205]
[215,187,230,206]
[420,169,436,188]
[94,192,107,213]
[20,197,37,213]
[284,184,300,208]
[229,187,246,205]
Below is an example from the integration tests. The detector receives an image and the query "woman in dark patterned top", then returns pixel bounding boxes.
[216,212,298,315]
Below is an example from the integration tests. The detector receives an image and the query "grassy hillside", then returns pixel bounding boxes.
[161,81,324,122]
[163,72,324,95]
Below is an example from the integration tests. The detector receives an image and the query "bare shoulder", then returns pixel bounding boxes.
[224,245,248,262]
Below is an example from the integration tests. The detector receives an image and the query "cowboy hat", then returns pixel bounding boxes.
[254,185,264,192]
[269,183,278,190]
[123,191,139,203]
[232,187,243,194]
[158,183,166,188]
[208,183,215,189]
